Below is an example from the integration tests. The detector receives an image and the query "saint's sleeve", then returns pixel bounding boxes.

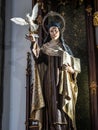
[30,43,48,65]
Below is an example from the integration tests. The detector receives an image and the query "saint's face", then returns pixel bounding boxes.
[49,26,60,40]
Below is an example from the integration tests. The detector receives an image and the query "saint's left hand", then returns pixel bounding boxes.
[66,63,75,74]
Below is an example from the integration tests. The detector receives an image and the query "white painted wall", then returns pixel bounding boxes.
[2,0,32,130]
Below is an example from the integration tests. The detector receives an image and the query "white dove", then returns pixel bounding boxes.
[11,3,39,33]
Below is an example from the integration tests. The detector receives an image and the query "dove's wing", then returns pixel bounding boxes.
[31,3,38,20]
[11,17,28,25]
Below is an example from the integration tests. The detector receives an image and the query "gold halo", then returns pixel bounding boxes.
[42,11,65,34]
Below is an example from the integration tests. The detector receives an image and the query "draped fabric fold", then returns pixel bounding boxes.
[31,63,45,130]
[31,40,81,130]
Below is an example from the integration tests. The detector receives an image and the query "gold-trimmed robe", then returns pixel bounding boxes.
[31,40,81,130]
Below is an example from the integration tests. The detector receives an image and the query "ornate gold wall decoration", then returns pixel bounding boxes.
[90,81,97,95]
[85,5,92,16]
[37,15,43,25]
[93,11,98,26]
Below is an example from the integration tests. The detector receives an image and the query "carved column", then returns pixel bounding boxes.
[37,0,43,46]
[93,0,98,97]
[85,4,98,130]
[25,52,32,130]
[93,0,98,48]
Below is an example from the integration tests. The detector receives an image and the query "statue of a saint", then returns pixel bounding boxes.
[26,11,81,130]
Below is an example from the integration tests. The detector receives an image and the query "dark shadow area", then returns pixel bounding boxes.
[0,0,5,129]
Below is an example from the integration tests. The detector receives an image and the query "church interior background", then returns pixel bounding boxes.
[0,0,98,130]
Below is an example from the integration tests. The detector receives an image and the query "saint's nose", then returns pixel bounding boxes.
[53,31,56,34]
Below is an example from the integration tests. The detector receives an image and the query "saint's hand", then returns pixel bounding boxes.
[66,63,75,74]
[25,33,36,43]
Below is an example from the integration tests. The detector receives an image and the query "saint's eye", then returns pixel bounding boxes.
[50,30,53,33]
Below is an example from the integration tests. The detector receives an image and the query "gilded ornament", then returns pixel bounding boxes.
[85,6,92,15]
[90,81,97,95]
[37,15,43,25]
[93,11,98,26]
